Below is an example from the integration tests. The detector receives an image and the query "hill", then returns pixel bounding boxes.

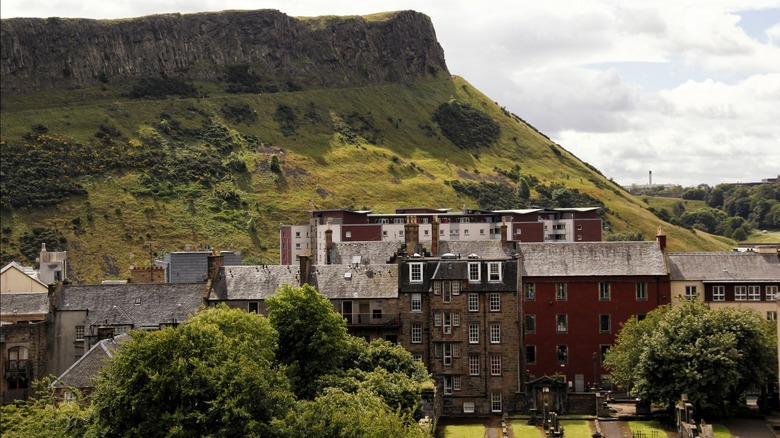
[0,10,732,282]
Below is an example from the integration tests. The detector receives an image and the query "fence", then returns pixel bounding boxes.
[632,432,661,438]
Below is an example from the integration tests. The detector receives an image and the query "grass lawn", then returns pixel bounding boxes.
[712,424,732,438]
[441,424,484,438]
[558,420,593,438]
[628,420,669,436]
[511,421,542,437]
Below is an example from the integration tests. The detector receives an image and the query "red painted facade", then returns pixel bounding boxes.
[342,224,382,241]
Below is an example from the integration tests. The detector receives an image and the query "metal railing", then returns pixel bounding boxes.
[339,312,400,327]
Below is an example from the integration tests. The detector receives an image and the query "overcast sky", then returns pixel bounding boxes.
[3,1,779,187]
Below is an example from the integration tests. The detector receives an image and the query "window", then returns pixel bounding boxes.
[435,344,442,358]
[413,353,422,362]
[490,324,501,343]
[600,345,610,362]
[525,283,535,301]
[491,355,502,375]
[464,229,470,236]
[6,346,29,389]
[468,293,479,312]
[452,281,461,295]
[469,354,480,375]
[526,345,536,364]
[767,286,778,301]
[248,302,259,313]
[443,344,452,365]
[488,262,502,281]
[712,285,725,301]
[599,283,611,301]
[443,286,452,303]
[345,231,352,238]
[748,285,761,301]
[75,325,85,340]
[684,285,698,299]
[453,312,461,327]
[443,313,452,334]
[636,282,647,301]
[433,281,441,295]
[434,312,442,327]
[525,314,536,334]
[453,343,461,357]
[463,402,475,413]
[372,309,382,319]
[599,314,611,333]
[735,286,747,301]
[410,263,423,283]
[491,392,502,412]
[490,293,500,311]
[556,314,568,333]
[411,324,422,343]
[453,376,461,391]
[411,293,422,312]
[557,345,568,364]
[468,263,481,282]
[556,283,567,301]
[469,324,479,344]
[444,376,453,394]
[295,231,301,238]
[768,311,777,321]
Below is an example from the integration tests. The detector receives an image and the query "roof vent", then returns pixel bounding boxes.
[344,272,352,279]
[441,253,457,260]
[467,253,480,259]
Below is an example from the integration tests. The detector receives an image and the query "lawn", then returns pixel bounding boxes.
[559,419,594,438]
[511,421,542,437]
[628,420,669,437]
[441,424,484,438]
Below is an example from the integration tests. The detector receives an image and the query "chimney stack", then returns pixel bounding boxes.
[298,253,312,286]
[405,215,420,256]
[207,248,224,281]
[501,216,508,244]
[431,215,440,256]
[656,226,666,251]
[325,221,333,265]
[649,170,653,186]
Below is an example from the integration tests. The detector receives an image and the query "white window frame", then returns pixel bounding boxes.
[433,281,442,295]
[434,312,442,327]
[556,314,567,333]
[491,392,502,413]
[453,376,461,391]
[75,325,85,341]
[525,314,536,334]
[452,281,461,295]
[443,344,452,365]
[453,312,460,327]
[599,282,611,301]
[525,283,535,301]
[469,324,479,344]
[684,285,698,299]
[490,324,501,344]
[489,293,500,312]
[468,293,479,312]
[409,262,423,283]
[636,282,647,301]
[557,345,568,365]
[712,285,725,301]
[411,293,422,312]
[443,286,452,303]
[444,376,453,394]
[491,355,502,376]
[411,324,422,343]
[468,262,481,282]
[767,285,778,302]
[556,283,567,301]
[463,401,475,413]
[488,262,501,282]
[443,312,452,334]
[748,285,761,301]
[735,285,747,301]
[768,311,777,321]
[469,354,480,376]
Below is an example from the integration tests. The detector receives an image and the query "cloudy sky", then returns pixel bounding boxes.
[3,1,779,187]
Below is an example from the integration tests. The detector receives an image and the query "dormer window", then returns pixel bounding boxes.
[468,262,480,282]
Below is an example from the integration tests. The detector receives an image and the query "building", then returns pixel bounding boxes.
[519,238,670,392]
[280,207,603,265]
[668,252,780,321]
[155,250,242,283]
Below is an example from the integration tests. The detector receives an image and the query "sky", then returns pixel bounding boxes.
[3,1,779,187]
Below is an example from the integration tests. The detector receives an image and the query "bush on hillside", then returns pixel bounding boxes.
[432,101,499,149]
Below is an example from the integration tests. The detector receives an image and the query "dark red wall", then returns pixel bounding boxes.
[342,224,382,241]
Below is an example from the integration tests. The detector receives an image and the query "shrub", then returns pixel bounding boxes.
[432,101,499,149]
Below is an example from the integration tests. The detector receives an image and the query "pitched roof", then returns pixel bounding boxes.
[439,240,515,259]
[209,264,399,301]
[58,283,204,329]
[331,241,399,265]
[0,293,48,317]
[53,334,128,389]
[668,252,780,282]
[518,242,667,277]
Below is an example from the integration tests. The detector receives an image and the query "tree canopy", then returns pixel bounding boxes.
[604,300,777,416]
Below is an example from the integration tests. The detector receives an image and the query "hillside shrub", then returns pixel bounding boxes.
[274,105,298,136]
[124,77,198,99]
[221,103,258,125]
[432,101,499,149]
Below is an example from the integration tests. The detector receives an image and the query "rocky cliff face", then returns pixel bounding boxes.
[0,9,448,93]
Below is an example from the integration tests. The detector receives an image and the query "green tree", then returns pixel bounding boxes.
[274,387,429,438]
[606,300,776,416]
[0,378,90,438]
[89,305,294,437]
[267,284,350,399]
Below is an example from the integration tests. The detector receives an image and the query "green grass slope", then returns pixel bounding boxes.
[0,76,732,282]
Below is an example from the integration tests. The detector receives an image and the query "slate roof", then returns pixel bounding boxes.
[58,283,204,329]
[53,334,128,389]
[518,242,667,277]
[209,264,399,301]
[0,292,49,317]
[439,241,515,259]
[331,241,399,265]
[668,252,780,282]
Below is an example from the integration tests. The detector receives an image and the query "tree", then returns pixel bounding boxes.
[0,378,90,438]
[89,305,294,437]
[605,300,777,416]
[267,284,350,399]
[273,387,429,438]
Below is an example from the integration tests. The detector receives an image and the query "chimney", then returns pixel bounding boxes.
[431,215,440,256]
[649,170,653,186]
[656,226,666,251]
[405,215,420,256]
[501,216,508,244]
[298,254,311,286]
[325,221,333,265]
[206,249,224,281]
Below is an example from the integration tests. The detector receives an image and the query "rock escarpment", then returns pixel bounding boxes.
[0,9,448,93]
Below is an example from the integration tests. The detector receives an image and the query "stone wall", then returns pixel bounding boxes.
[0,321,47,404]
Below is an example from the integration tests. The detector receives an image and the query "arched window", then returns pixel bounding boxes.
[6,346,30,389]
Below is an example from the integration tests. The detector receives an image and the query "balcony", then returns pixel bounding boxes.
[340,312,400,327]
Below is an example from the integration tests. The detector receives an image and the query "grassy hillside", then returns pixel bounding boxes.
[0,76,732,282]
